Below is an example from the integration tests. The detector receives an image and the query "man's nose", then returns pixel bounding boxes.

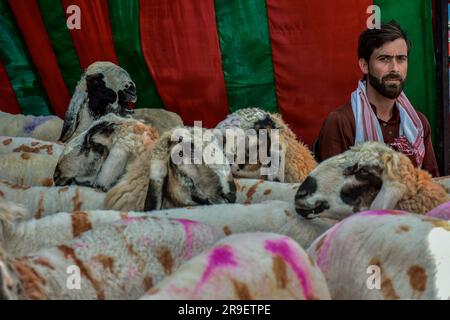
[389,60,400,73]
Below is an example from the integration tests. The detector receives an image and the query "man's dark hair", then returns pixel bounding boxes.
[358,20,411,62]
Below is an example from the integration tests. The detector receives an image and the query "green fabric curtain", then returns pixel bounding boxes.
[38,0,82,95]
[0,0,50,115]
[108,0,163,108]
[214,0,278,113]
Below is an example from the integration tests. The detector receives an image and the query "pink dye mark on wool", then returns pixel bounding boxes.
[315,222,342,270]
[264,237,313,299]
[176,219,198,260]
[71,242,85,249]
[119,216,146,224]
[193,245,238,293]
[126,265,141,279]
[426,201,450,220]
[358,209,407,217]
[139,235,151,247]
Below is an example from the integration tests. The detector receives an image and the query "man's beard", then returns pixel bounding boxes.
[368,71,404,99]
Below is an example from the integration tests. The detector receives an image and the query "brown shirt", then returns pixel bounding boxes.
[317,102,439,177]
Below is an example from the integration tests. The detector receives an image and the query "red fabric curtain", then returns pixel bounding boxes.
[139,0,229,127]
[9,0,70,118]
[62,0,118,69]
[0,57,21,114]
[266,0,372,146]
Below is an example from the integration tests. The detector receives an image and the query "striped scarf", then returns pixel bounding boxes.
[351,80,425,167]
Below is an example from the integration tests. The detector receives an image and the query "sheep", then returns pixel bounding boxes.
[0,153,59,187]
[0,111,63,142]
[131,108,184,135]
[104,126,236,211]
[216,107,316,183]
[0,136,64,156]
[0,180,105,220]
[0,137,64,186]
[59,61,137,143]
[54,113,159,192]
[56,112,237,211]
[0,201,332,258]
[295,141,450,221]
[0,178,296,219]
[235,179,300,205]
[426,201,450,220]
[141,233,331,300]
[0,216,222,300]
[308,210,450,299]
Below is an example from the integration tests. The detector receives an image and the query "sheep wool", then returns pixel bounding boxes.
[141,233,331,300]
[0,217,221,300]
[0,201,332,258]
[0,111,63,142]
[308,210,450,299]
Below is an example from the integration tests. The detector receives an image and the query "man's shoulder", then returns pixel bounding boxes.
[324,101,354,124]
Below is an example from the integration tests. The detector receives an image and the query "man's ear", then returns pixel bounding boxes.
[358,58,369,76]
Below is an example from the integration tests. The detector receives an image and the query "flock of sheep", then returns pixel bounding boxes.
[0,61,449,300]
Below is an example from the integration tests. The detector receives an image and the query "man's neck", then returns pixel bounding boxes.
[366,82,395,122]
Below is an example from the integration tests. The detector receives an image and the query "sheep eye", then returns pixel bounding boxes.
[179,150,183,158]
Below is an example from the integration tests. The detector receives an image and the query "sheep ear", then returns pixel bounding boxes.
[369,153,405,210]
[144,159,168,211]
[59,77,88,142]
[369,181,404,210]
[94,143,129,191]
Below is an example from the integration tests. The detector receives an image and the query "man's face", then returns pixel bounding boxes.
[363,38,409,99]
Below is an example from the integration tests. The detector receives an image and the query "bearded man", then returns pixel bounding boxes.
[316,20,439,176]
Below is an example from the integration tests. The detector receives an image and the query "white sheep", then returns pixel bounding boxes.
[131,108,184,135]
[295,141,450,221]
[216,107,317,183]
[0,153,59,187]
[0,180,105,220]
[0,178,296,219]
[235,179,300,204]
[0,137,64,186]
[141,233,331,300]
[0,201,331,257]
[128,126,236,211]
[0,111,63,142]
[0,136,64,156]
[0,216,221,300]
[55,113,159,192]
[308,210,450,299]
[59,61,137,143]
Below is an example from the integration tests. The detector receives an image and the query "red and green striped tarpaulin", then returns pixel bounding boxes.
[0,0,437,146]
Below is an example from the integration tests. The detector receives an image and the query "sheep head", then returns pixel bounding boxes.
[216,108,285,182]
[295,142,416,220]
[54,114,159,192]
[144,127,236,211]
[59,61,137,143]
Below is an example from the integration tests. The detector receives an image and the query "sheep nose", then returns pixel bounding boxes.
[295,176,317,199]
